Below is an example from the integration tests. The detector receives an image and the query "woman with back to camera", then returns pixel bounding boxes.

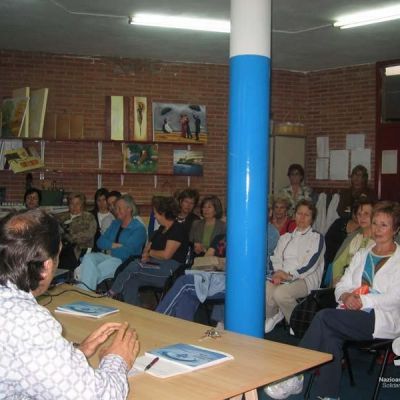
[0,209,139,399]
[189,195,226,256]
[266,201,400,400]
[108,196,188,306]
[279,163,313,217]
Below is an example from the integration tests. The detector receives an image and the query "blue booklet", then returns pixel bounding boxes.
[131,343,233,378]
[55,301,119,319]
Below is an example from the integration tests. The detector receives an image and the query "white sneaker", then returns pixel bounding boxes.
[264,374,304,399]
[265,311,284,333]
[215,321,224,331]
[392,337,400,356]
[317,397,340,400]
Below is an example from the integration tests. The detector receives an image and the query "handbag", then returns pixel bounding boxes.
[289,288,337,338]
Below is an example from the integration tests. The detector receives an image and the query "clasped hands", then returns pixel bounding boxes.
[270,270,293,285]
[339,292,363,310]
[76,322,139,369]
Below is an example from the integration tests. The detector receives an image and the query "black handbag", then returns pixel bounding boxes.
[289,288,337,338]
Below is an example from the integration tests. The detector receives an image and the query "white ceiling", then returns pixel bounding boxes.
[1,0,399,71]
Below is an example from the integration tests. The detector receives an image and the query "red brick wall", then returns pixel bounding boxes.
[0,50,376,207]
[306,65,376,191]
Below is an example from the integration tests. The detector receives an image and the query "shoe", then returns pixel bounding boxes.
[317,397,340,400]
[215,321,224,331]
[392,337,400,356]
[289,328,295,336]
[265,311,284,333]
[264,374,303,399]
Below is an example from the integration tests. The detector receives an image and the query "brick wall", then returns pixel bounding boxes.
[0,50,376,208]
[306,64,376,191]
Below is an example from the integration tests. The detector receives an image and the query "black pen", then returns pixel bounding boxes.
[144,357,159,371]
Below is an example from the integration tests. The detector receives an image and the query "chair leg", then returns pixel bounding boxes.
[372,347,390,400]
[343,346,356,386]
[303,373,315,400]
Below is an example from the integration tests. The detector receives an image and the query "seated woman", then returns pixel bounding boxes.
[189,195,226,256]
[23,187,41,210]
[330,198,375,286]
[108,196,188,306]
[265,199,324,334]
[90,188,114,251]
[57,192,97,271]
[337,164,376,218]
[76,194,147,291]
[270,196,296,235]
[175,188,200,236]
[156,223,280,322]
[265,201,400,400]
[278,164,313,217]
[324,201,360,268]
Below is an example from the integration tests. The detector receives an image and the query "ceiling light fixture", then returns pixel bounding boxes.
[129,13,230,33]
[385,65,400,76]
[334,4,400,29]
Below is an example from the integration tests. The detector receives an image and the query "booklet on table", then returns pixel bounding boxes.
[54,301,119,319]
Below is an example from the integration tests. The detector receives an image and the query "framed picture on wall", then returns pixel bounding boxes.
[173,149,203,176]
[123,143,158,173]
[152,102,207,143]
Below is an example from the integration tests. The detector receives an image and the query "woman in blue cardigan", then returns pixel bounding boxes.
[76,194,147,290]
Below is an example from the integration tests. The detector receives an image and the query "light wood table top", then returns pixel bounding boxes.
[41,285,332,400]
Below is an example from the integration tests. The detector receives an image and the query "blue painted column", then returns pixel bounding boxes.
[225,0,271,337]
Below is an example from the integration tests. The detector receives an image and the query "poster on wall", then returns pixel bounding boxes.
[1,97,29,138]
[153,102,207,143]
[132,96,148,141]
[173,149,204,176]
[123,143,158,173]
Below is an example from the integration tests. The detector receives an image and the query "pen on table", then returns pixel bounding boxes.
[144,357,159,371]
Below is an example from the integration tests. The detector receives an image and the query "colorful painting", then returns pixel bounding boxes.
[153,102,207,143]
[1,97,29,138]
[173,149,203,176]
[133,96,148,141]
[123,143,158,173]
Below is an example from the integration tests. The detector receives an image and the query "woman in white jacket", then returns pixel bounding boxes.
[266,201,400,400]
[265,199,325,333]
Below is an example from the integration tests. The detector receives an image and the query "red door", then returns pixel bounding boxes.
[375,61,400,201]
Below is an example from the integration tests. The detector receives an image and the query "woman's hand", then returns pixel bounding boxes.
[99,322,139,370]
[194,242,205,255]
[340,292,363,310]
[77,322,123,358]
[112,243,122,249]
[272,270,291,284]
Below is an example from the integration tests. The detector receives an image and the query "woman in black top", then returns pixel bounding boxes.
[109,196,188,306]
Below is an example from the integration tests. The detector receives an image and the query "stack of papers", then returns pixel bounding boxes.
[55,301,119,319]
[131,343,233,378]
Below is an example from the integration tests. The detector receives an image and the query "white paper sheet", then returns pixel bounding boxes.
[346,133,365,150]
[317,136,329,158]
[330,150,349,180]
[316,158,329,179]
[382,150,398,174]
[351,149,371,175]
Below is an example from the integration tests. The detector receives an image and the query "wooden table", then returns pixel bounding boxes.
[41,285,332,400]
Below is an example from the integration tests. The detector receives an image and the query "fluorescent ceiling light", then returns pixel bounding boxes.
[129,13,230,33]
[385,65,400,76]
[334,4,400,29]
